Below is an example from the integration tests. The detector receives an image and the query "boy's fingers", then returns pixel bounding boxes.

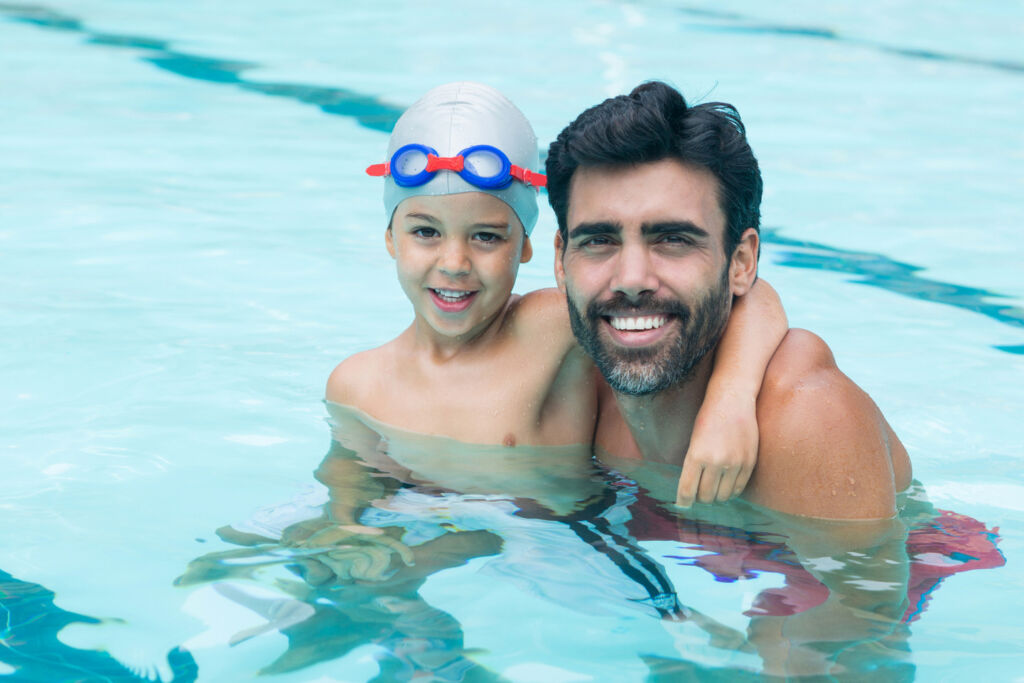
[375,535,416,566]
[716,466,740,503]
[675,461,702,507]
[696,467,723,504]
[732,466,754,498]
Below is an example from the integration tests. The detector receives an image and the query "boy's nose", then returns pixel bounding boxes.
[610,243,658,300]
[438,240,471,277]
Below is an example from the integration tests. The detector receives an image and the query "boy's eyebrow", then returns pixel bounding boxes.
[642,221,710,239]
[568,221,621,240]
[402,214,510,230]
[404,212,441,224]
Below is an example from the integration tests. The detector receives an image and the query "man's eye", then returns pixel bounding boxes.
[580,236,613,247]
[412,227,439,238]
[659,234,694,245]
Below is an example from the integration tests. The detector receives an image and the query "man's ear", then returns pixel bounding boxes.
[385,226,396,259]
[553,232,567,293]
[729,228,759,296]
[520,235,533,264]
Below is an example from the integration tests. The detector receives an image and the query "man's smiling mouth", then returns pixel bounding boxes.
[608,315,668,331]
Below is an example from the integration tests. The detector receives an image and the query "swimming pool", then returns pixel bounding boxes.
[2,0,1022,680]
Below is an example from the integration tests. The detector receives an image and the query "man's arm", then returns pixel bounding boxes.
[745,329,911,520]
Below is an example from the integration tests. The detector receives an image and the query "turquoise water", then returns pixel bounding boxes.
[1,1,1022,680]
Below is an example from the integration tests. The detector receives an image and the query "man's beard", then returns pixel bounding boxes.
[567,268,732,397]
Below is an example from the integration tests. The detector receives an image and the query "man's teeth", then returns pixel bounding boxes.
[434,289,473,302]
[609,315,667,331]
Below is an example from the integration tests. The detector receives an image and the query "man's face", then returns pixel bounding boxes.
[555,159,742,396]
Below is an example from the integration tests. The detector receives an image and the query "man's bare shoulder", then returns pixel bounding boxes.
[746,329,907,520]
[760,327,836,382]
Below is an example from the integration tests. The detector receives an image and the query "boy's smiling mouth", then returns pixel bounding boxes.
[429,287,478,312]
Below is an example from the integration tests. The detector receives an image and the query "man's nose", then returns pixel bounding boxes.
[438,238,471,277]
[611,242,658,300]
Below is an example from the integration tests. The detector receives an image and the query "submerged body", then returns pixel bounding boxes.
[181,425,997,680]
[324,401,604,516]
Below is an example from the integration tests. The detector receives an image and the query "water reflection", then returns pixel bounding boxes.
[0,569,198,681]
[178,406,1004,680]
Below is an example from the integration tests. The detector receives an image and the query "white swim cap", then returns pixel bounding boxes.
[373,82,543,236]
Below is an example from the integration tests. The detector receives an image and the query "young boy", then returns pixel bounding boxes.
[327,81,787,507]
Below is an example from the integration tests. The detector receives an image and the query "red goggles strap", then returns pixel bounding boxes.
[366,162,389,177]
[511,165,547,188]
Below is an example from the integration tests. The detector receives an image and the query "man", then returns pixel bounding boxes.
[546,81,911,519]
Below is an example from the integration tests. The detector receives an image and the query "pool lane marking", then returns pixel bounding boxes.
[0,3,405,133]
[761,228,1024,354]
[2,3,1021,354]
[672,5,1024,75]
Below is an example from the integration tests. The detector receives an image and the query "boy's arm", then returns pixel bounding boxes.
[280,361,414,564]
[676,279,788,506]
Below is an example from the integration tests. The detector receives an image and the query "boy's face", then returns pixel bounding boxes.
[387,192,532,342]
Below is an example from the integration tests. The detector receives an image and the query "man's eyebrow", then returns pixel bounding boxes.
[642,221,710,238]
[568,221,622,240]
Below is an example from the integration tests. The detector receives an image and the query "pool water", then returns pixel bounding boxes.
[2,1,1022,680]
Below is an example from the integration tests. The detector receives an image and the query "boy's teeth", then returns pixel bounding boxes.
[434,289,472,302]
[609,315,667,331]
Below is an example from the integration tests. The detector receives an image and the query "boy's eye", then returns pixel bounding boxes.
[412,227,439,238]
[473,232,503,243]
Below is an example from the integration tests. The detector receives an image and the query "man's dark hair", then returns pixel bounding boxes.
[546,81,762,257]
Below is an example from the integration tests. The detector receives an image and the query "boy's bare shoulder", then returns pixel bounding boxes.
[506,288,574,349]
[515,287,568,317]
[325,343,395,406]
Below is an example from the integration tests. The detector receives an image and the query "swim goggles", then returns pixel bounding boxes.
[366,143,546,190]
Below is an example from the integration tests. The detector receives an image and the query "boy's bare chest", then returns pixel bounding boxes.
[361,351,595,446]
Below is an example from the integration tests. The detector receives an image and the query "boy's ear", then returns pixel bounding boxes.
[520,235,533,264]
[553,232,567,292]
[385,226,396,259]
[729,228,759,296]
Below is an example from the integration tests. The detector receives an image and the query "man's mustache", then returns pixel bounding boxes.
[586,293,691,322]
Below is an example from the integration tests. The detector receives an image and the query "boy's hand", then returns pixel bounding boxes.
[283,518,415,570]
[676,395,758,507]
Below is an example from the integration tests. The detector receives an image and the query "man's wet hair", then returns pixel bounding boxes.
[546,81,762,257]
